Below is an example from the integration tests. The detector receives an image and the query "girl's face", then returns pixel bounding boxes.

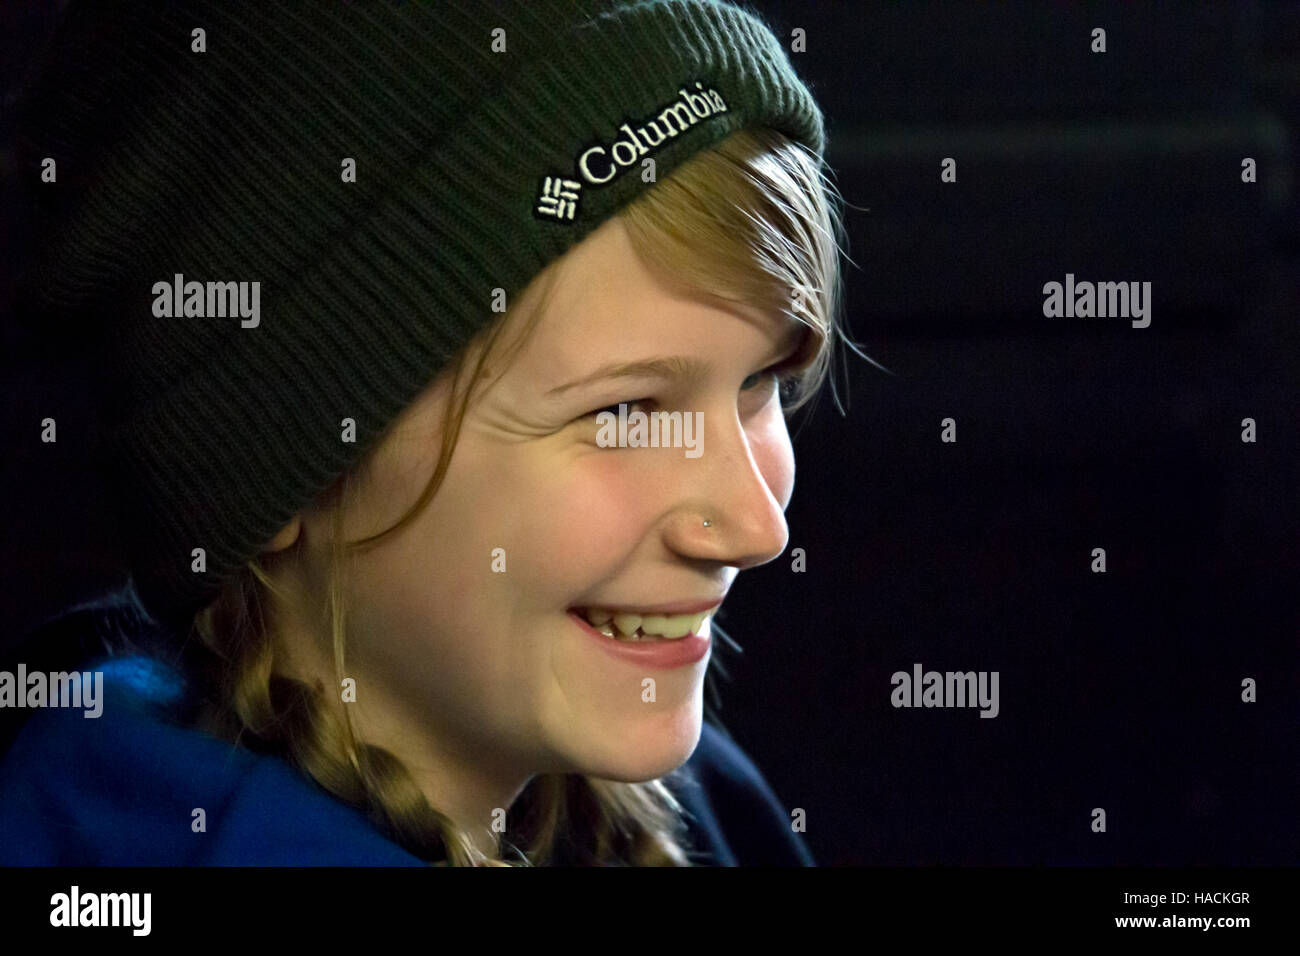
[279,216,803,824]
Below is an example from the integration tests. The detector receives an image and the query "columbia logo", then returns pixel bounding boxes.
[533,79,728,225]
[535,176,582,221]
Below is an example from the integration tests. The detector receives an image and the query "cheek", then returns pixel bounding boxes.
[337,437,505,628]
[523,452,651,564]
[430,443,651,608]
[336,461,523,706]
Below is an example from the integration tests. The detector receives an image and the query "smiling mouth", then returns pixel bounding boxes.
[568,607,712,642]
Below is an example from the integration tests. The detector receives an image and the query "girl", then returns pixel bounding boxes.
[1,0,857,866]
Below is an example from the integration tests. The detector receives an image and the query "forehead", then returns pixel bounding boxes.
[504,217,786,384]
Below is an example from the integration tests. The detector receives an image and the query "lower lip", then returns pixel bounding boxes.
[568,611,711,669]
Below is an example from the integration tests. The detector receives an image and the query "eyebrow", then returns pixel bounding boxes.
[545,320,808,399]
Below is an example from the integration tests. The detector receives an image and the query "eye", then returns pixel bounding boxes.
[577,361,804,424]
[742,364,804,403]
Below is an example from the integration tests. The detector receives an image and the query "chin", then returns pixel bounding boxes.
[580,710,703,783]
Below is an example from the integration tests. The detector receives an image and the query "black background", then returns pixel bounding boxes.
[3,0,1298,866]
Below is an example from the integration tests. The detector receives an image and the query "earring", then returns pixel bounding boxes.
[702,519,712,528]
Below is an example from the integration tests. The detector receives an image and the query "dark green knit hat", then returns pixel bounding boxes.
[15,0,826,631]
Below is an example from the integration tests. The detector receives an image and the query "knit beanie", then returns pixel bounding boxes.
[14,0,826,633]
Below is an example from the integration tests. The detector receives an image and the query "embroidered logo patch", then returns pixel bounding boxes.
[533,80,729,223]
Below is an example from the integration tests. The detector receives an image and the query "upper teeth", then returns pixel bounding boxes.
[583,607,710,640]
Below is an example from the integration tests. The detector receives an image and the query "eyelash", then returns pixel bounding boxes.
[580,364,802,420]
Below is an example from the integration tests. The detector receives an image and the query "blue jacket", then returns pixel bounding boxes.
[0,603,813,866]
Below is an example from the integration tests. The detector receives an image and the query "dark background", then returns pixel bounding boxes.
[3,1,1298,865]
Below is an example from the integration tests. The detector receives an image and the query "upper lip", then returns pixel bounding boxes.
[570,598,724,616]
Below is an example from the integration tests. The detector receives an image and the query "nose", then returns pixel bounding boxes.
[662,412,792,571]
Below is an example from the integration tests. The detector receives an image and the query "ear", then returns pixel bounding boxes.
[262,516,302,553]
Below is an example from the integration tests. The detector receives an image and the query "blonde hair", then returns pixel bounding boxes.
[186,126,854,865]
